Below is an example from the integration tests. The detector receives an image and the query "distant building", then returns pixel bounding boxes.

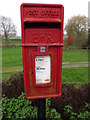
[8,36,21,41]
[3,36,21,41]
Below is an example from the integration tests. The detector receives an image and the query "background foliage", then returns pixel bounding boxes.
[65,15,88,48]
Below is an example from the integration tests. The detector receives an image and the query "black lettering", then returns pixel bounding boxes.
[56,11,59,16]
[40,68,45,70]
[26,10,38,16]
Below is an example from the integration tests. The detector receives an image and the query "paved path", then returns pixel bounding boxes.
[0,62,89,73]
[0,66,23,73]
[62,62,89,68]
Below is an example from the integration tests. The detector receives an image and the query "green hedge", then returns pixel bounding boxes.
[1,93,61,119]
[1,92,90,120]
[64,104,90,120]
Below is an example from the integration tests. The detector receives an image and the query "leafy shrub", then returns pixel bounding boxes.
[0,83,2,99]
[79,83,90,103]
[0,100,2,120]
[77,111,90,120]
[2,93,62,119]
[64,104,90,120]
[51,83,90,116]
[46,99,61,119]
[64,105,77,120]
[85,103,90,111]
[2,93,37,119]
[77,103,90,120]
[2,92,90,120]
[2,72,90,118]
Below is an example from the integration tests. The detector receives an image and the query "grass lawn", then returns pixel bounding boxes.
[63,49,88,62]
[2,47,22,67]
[2,47,88,67]
[62,67,88,84]
[2,67,88,85]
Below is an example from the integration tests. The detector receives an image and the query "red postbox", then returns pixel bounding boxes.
[20,3,64,99]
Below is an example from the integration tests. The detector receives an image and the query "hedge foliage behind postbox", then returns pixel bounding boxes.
[1,93,90,120]
[2,93,37,119]
[2,93,61,119]
[2,72,90,113]
[1,72,90,119]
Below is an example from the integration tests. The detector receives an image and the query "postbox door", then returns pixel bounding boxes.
[27,47,58,97]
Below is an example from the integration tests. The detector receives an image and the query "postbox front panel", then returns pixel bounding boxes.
[24,23,60,44]
[21,3,64,99]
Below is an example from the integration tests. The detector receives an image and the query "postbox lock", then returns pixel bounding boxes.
[40,46,46,52]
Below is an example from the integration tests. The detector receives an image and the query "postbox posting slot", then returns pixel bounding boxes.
[24,22,61,45]
[24,22,61,29]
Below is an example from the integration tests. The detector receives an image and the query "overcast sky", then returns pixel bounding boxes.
[0,0,89,35]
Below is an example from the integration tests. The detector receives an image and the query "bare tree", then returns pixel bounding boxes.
[0,16,17,41]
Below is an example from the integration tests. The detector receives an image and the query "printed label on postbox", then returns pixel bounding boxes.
[35,56,51,84]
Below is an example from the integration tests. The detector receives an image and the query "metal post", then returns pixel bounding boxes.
[38,98,46,120]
